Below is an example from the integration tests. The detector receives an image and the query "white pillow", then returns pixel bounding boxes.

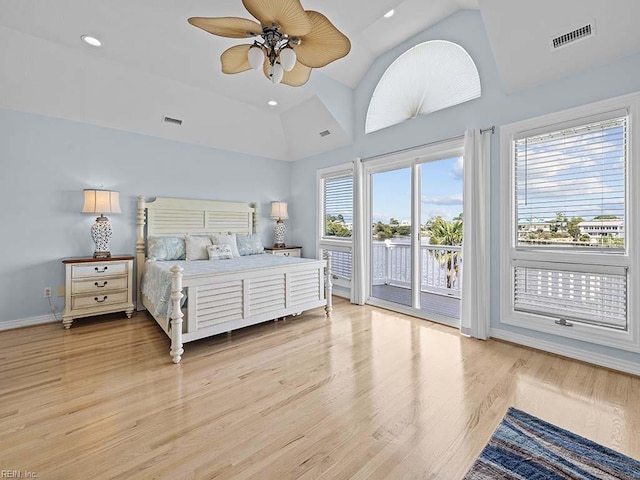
[211,233,240,258]
[185,235,212,260]
[207,244,234,260]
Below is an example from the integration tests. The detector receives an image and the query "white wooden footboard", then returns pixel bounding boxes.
[167,257,332,363]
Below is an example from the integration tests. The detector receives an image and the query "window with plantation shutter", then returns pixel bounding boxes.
[500,95,638,352]
[318,164,354,291]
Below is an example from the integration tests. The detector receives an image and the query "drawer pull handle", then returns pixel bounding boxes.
[95,281,108,288]
[284,252,290,256]
[95,266,108,273]
[94,296,108,303]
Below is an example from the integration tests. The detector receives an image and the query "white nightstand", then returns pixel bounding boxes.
[61,255,134,328]
[264,246,302,258]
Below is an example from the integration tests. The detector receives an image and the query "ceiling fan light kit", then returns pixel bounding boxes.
[188,0,350,87]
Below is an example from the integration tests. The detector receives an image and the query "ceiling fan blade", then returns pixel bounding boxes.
[188,17,262,38]
[221,45,253,74]
[294,11,351,68]
[242,0,312,36]
[282,62,312,87]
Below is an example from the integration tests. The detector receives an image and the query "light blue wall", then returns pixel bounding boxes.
[290,9,640,365]
[0,108,292,322]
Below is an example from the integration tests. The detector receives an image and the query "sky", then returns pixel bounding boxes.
[372,156,463,224]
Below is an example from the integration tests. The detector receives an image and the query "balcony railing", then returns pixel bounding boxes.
[324,241,463,300]
[372,241,462,299]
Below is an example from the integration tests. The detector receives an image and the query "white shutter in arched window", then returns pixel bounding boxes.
[365,40,481,134]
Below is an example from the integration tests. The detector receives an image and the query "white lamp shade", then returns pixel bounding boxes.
[271,63,284,84]
[82,189,121,215]
[270,201,289,220]
[248,45,265,70]
[279,48,297,71]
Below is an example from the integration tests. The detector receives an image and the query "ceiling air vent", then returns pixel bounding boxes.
[319,130,331,137]
[163,116,183,126]
[550,22,595,50]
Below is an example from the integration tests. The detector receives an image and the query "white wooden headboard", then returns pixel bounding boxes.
[140,196,257,237]
[135,196,258,310]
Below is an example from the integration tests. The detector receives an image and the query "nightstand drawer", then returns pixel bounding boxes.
[270,249,301,257]
[264,247,302,258]
[72,262,127,279]
[72,276,128,294]
[72,291,129,310]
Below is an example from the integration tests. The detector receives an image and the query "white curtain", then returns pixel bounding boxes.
[461,129,491,339]
[350,157,366,305]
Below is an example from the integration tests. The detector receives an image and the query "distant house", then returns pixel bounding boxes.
[517,218,551,238]
[578,219,625,239]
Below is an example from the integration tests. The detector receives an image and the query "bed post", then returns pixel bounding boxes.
[323,250,333,317]
[136,196,146,311]
[169,265,184,364]
[252,202,259,234]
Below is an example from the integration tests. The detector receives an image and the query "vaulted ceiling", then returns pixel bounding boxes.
[1,0,639,160]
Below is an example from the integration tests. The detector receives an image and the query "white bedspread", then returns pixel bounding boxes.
[141,254,320,319]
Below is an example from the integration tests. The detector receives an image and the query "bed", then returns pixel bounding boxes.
[136,196,332,363]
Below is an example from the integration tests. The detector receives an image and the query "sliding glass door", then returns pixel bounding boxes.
[420,157,463,320]
[371,167,412,307]
[366,143,464,327]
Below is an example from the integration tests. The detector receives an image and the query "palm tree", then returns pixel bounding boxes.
[428,216,463,289]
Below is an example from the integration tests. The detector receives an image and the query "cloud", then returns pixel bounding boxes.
[423,208,457,221]
[452,157,463,180]
[422,194,463,205]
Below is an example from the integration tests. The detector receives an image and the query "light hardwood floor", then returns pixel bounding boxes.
[1,297,639,479]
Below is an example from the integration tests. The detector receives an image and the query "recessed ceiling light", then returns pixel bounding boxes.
[383,9,395,18]
[267,100,278,106]
[81,35,102,47]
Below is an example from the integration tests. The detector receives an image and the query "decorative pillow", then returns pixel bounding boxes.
[211,233,240,258]
[185,235,212,260]
[207,244,234,261]
[236,233,264,256]
[147,236,186,261]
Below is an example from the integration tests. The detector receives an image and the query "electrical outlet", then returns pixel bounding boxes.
[44,287,52,298]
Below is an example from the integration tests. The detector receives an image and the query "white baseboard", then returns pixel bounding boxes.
[490,328,640,377]
[0,314,58,331]
[331,286,350,300]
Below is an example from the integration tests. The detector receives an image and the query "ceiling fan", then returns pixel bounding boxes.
[188,0,351,87]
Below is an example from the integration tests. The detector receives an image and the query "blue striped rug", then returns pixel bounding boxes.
[464,407,640,479]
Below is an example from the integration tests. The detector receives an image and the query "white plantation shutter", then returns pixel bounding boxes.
[514,262,627,330]
[511,113,629,332]
[323,174,353,238]
[325,249,352,281]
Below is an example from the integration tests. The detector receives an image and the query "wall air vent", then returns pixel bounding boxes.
[550,22,595,50]
[319,130,331,137]
[163,116,183,126]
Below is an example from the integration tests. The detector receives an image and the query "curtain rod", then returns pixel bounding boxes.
[362,125,495,163]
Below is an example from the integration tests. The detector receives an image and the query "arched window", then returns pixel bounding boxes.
[365,40,481,134]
